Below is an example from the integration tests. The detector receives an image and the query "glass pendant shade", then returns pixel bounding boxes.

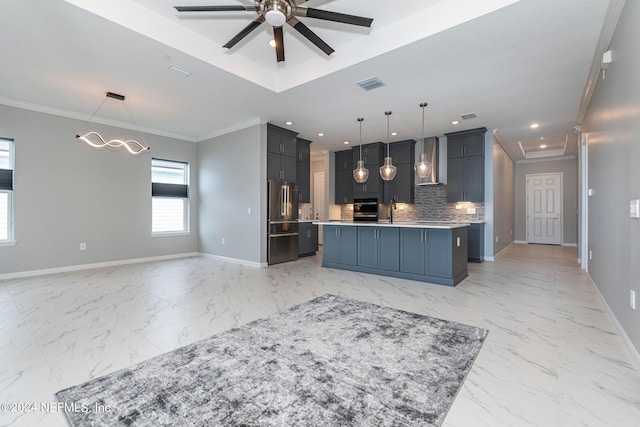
[353,117,369,183]
[414,151,432,179]
[353,159,369,183]
[380,156,397,181]
[415,102,430,179]
[380,111,396,181]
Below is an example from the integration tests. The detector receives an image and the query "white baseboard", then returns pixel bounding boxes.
[0,253,200,281]
[200,253,265,268]
[562,243,578,247]
[588,273,640,372]
[491,242,514,261]
[514,240,528,244]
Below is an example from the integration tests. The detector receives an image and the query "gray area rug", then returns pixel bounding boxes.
[56,294,488,426]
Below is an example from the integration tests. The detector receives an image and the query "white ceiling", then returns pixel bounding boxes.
[0,0,617,160]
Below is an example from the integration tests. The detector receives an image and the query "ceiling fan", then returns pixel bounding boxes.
[174,1,373,62]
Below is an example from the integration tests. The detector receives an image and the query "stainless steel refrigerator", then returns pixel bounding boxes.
[268,180,299,265]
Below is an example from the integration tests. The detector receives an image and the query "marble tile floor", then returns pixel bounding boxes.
[1,243,639,426]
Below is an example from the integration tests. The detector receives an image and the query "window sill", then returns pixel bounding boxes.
[0,240,17,247]
[151,231,191,237]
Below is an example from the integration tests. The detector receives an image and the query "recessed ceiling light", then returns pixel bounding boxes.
[391,132,398,136]
[269,39,276,48]
[540,144,547,148]
[451,120,460,125]
[285,121,294,126]
[317,132,324,137]
[343,141,350,145]
[530,123,540,128]
[540,137,544,140]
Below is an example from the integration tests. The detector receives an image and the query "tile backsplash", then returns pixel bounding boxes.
[339,184,484,222]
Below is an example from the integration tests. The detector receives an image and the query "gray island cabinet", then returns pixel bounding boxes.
[316,222,468,286]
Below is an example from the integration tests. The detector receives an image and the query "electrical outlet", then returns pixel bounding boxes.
[222,237,226,245]
[589,250,592,260]
[631,290,636,310]
[80,243,86,251]
[466,207,476,215]
[456,237,461,247]
[495,236,499,243]
[247,207,252,215]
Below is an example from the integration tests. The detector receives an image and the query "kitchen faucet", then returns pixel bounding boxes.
[389,198,396,223]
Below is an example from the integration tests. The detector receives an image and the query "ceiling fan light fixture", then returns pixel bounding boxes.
[265,9,286,26]
[262,0,290,27]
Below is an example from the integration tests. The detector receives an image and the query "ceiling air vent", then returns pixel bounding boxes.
[461,113,477,120]
[355,76,385,91]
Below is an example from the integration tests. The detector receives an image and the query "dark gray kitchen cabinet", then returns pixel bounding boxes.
[353,142,384,201]
[383,140,415,204]
[357,227,399,271]
[446,128,486,202]
[298,222,318,257]
[322,225,358,266]
[267,124,297,158]
[267,124,298,182]
[467,222,485,262]
[399,227,467,279]
[334,150,354,204]
[296,138,311,203]
[447,128,485,158]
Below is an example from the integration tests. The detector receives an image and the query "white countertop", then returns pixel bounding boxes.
[313,221,469,230]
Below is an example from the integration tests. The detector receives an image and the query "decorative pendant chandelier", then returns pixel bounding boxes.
[380,111,396,181]
[353,117,369,183]
[75,92,150,155]
[415,102,432,179]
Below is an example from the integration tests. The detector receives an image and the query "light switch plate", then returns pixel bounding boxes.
[467,207,476,214]
[630,199,640,218]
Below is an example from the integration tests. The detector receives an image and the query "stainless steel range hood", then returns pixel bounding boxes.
[416,136,440,186]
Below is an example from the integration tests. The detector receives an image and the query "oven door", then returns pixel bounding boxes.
[353,198,378,221]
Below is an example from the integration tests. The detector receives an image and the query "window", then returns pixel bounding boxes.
[151,158,189,234]
[0,138,14,242]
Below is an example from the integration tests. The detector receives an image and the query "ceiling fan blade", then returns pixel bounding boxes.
[274,26,285,62]
[296,7,373,28]
[223,17,264,49]
[288,17,334,56]
[175,5,257,12]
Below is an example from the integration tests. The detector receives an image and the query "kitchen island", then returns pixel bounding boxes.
[314,221,469,286]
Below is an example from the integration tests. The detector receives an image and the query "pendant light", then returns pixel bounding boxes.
[75,91,150,155]
[415,102,432,179]
[353,117,369,183]
[380,111,396,181]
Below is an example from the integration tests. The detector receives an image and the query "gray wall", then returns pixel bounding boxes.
[0,104,199,275]
[514,158,578,245]
[582,0,640,353]
[492,138,515,255]
[198,124,266,265]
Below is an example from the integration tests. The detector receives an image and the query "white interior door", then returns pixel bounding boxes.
[527,173,563,245]
[313,172,325,244]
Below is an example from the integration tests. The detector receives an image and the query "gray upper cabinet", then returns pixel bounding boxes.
[334,150,354,204]
[353,142,384,201]
[383,140,415,204]
[267,124,298,182]
[446,128,486,202]
[296,138,311,203]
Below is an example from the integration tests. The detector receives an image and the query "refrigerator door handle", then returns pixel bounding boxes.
[280,185,287,217]
[270,232,299,238]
